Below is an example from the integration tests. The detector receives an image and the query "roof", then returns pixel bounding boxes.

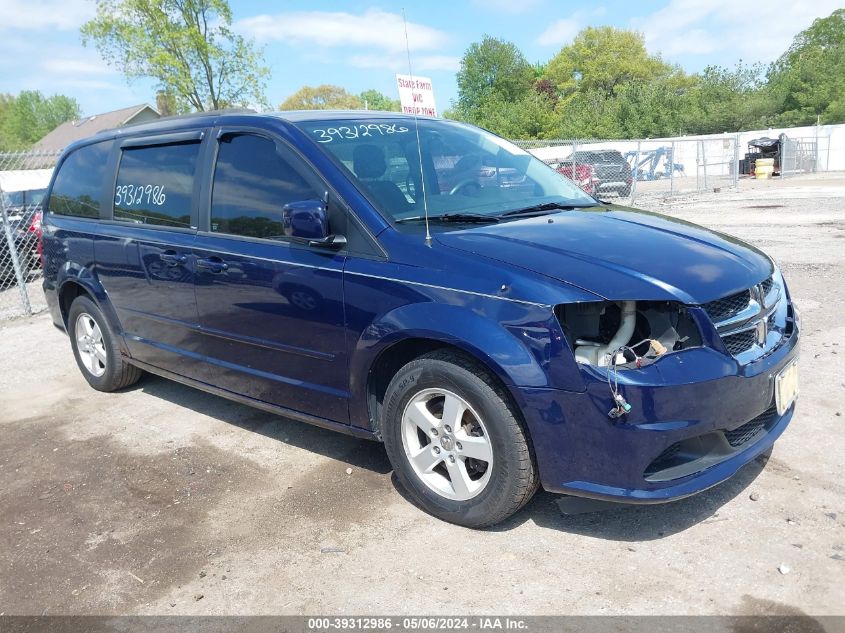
[269,110,438,122]
[61,109,449,154]
[33,104,160,152]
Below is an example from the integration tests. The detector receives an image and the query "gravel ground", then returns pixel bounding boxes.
[1,175,844,616]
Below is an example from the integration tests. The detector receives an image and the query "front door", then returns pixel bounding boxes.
[193,130,349,423]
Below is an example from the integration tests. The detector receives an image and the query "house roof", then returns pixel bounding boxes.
[33,104,160,152]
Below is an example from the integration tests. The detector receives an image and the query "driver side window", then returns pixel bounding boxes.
[211,134,322,239]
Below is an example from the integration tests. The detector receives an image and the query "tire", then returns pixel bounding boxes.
[382,349,538,528]
[68,295,142,392]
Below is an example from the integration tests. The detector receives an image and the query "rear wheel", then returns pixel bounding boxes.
[68,295,142,392]
[382,350,538,528]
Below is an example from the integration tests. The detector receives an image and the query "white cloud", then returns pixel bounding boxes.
[636,0,843,61]
[39,58,115,76]
[0,0,94,30]
[237,9,449,54]
[536,8,607,47]
[348,54,461,73]
[470,0,541,14]
[537,18,581,47]
[50,78,128,91]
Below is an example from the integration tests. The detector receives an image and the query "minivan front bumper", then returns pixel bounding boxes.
[516,324,799,503]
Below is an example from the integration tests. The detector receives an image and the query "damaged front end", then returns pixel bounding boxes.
[555,300,703,369]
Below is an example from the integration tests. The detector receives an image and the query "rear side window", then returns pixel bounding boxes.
[210,134,321,239]
[49,140,113,218]
[113,142,199,228]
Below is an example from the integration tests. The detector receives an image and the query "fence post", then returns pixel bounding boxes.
[826,135,831,172]
[669,141,675,197]
[695,141,701,191]
[701,141,708,191]
[733,134,740,188]
[630,140,641,204]
[0,202,32,315]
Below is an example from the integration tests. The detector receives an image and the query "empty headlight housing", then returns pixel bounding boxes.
[555,300,703,367]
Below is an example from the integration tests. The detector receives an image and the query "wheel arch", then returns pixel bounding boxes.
[365,336,534,440]
[353,302,550,437]
[56,270,127,354]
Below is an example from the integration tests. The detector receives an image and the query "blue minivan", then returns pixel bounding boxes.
[41,111,800,527]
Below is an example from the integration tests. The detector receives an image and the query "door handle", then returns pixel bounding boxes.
[196,256,229,273]
[159,251,187,266]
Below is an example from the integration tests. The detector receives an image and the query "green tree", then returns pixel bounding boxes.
[613,75,698,138]
[0,94,15,147]
[279,85,363,110]
[683,63,770,134]
[766,9,845,125]
[81,0,269,113]
[545,27,675,99]
[470,92,559,139]
[455,35,534,121]
[0,91,82,151]
[359,89,400,112]
[555,90,622,139]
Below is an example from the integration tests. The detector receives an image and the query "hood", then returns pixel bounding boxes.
[435,206,773,304]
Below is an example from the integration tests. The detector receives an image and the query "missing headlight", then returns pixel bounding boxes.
[555,300,702,367]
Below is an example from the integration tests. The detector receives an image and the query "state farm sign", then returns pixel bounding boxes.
[396,74,437,117]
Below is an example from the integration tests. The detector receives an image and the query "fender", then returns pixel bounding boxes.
[56,263,130,355]
[347,300,570,429]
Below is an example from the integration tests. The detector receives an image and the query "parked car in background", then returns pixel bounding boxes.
[1,168,52,284]
[41,111,799,527]
[0,187,47,284]
[552,149,633,197]
[28,209,44,262]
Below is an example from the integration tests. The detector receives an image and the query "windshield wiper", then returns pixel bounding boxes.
[395,213,500,224]
[499,201,598,218]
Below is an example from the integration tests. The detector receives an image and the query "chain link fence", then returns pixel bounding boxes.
[778,136,827,177]
[515,132,830,205]
[513,136,744,205]
[0,150,60,320]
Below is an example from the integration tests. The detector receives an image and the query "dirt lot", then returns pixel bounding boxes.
[1,176,844,616]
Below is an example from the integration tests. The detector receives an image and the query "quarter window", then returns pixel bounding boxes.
[49,140,113,218]
[113,142,199,228]
[211,134,321,239]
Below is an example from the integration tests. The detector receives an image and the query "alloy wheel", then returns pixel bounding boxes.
[75,313,107,377]
[400,388,493,501]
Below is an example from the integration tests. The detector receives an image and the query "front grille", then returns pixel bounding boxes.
[760,276,774,297]
[723,405,778,447]
[703,289,751,322]
[722,329,756,355]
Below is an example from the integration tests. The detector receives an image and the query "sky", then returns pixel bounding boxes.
[0,0,842,117]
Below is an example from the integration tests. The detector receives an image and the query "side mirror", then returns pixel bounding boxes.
[282,200,329,240]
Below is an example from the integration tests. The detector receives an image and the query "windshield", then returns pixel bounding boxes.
[296,118,595,226]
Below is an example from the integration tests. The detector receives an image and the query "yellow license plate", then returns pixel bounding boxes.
[775,360,799,415]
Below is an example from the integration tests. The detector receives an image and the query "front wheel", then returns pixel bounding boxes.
[382,350,538,528]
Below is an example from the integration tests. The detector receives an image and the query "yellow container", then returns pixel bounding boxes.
[755,158,775,179]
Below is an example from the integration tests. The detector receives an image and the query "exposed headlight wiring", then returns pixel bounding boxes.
[605,338,668,420]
